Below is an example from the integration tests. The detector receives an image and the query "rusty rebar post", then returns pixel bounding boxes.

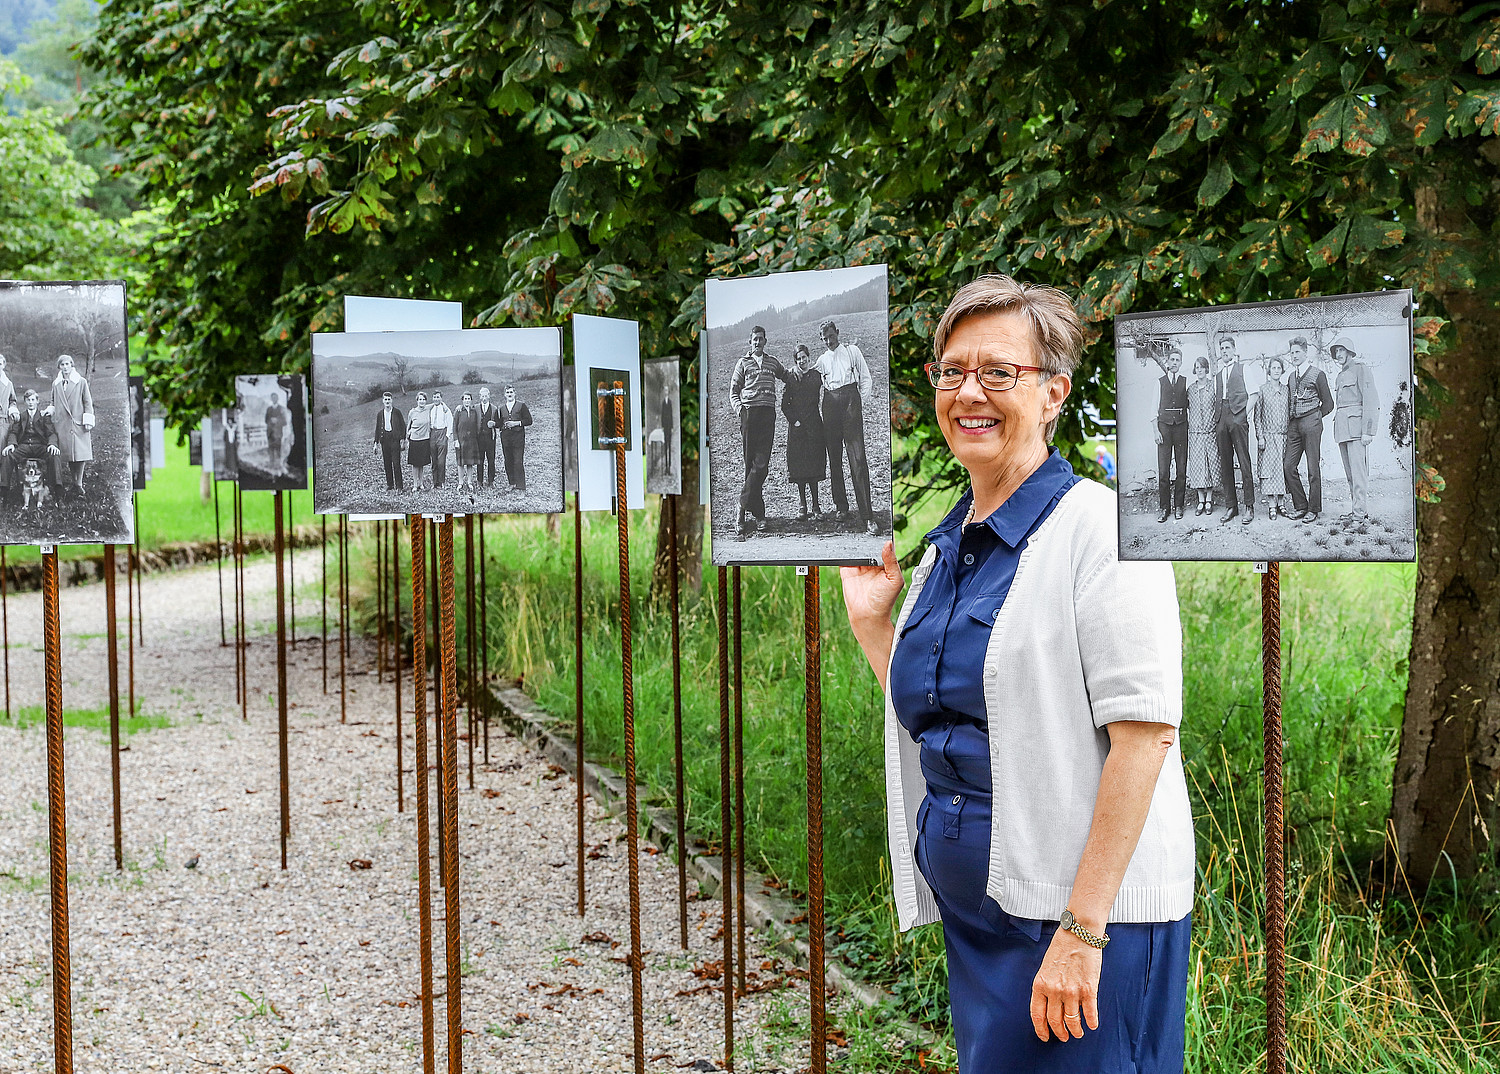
[716,565,734,1070]
[134,499,144,646]
[409,516,437,1074]
[105,546,122,871]
[478,514,489,767]
[321,515,328,694]
[215,478,226,647]
[614,400,646,1074]
[127,532,136,720]
[431,522,447,889]
[464,513,475,790]
[338,515,347,724]
[731,565,746,997]
[394,519,405,813]
[377,519,387,682]
[230,486,240,703]
[669,495,687,949]
[437,517,464,1074]
[3,546,11,722]
[42,547,73,1074]
[805,567,826,1074]
[237,485,247,723]
[574,493,585,916]
[1263,562,1285,1074]
[289,496,297,649]
[276,493,290,869]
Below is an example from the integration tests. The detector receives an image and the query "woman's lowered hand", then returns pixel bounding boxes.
[1030,928,1103,1042]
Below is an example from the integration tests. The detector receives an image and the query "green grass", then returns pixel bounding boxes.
[1,437,315,563]
[349,506,1500,1070]
[4,704,171,734]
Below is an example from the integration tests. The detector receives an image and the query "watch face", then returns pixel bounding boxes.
[1061,910,1076,930]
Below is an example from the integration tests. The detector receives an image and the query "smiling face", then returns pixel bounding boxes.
[820,323,840,350]
[935,311,1069,479]
[480,388,491,403]
[416,392,428,408]
[57,355,75,378]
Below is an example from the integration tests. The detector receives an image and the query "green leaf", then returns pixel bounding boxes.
[1197,157,1232,207]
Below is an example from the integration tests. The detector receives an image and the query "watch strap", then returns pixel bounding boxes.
[1061,909,1109,950]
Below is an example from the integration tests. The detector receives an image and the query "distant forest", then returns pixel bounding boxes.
[0,0,57,54]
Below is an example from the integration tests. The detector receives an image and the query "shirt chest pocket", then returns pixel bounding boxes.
[964,590,1006,630]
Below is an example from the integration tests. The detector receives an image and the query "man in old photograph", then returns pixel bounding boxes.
[373,392,407,491]
[1283,335,1334,522]
[1151,344,1189,521]
[429,389,454,489]
[730,325,789,535]
[817,319,878,536]
[1213,336,1255,524]
[499,384,532,490]
[263,386,291,478]
[1,388,61,505]
[1331,336,1380,518]
[477,386,500,487]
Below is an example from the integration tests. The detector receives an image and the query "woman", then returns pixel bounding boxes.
[51,354,95,497]
[1186,355,1219,515]
[1253,356,1291,519]
[781,343,827,520]
[841,276,1193,1074]
[406,391,433,489]
[454,390,482,491]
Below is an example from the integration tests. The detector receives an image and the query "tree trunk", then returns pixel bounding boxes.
[652,456,704,598]
[1389,282,1500,887]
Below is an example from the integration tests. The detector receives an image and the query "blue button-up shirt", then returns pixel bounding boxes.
[891,450,1080,798]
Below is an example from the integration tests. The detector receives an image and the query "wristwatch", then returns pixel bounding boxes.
[1060,909,1109,950]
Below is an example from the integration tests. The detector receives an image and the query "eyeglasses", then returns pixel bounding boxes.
[924,362,1047,391]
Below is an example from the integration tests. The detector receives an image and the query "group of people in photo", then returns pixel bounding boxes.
[1149,332,1380,525]
[373,384,532,494]
[0,352,96,509]
[731,318,878,537]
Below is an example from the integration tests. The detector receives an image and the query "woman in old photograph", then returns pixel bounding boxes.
[781,343,827,519]
[407,390,433,489]
[50,353,95,496]
[840,275,1192,1074]
[1186,355,1220,515]
[1253,356,1291,519]
[454,390,482,492]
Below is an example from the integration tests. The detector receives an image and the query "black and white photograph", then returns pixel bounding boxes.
[234,374,308,492]
[643,357,682,495]
[1115,289,1416,562]
[561,376,578,494]
[0,280,133,545]
[130,375,147,490]
[188,427,203,467]
[311,327,564,516]
[704,265,893,566]
[209,407,238,481]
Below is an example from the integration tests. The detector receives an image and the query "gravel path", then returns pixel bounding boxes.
[0,549,815,1072]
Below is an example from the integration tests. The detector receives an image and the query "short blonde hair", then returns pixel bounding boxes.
[932,275,1083,441]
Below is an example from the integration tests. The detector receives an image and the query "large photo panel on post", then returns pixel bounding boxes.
[704,265,892,566]
[573,314,644,511]
[0,280,133,545]
[234,374,309,492]
[1115,289,1416,562]
[311,327,565,516]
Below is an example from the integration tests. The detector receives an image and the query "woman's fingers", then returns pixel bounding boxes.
[1029,987,1049,1042]
[879,539,900,583]
[1082,989,1100,1031]
[1046,993,1071,1041]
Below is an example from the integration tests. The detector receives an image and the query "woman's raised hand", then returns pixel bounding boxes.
[840,540,904,689]
[840,539,904,628]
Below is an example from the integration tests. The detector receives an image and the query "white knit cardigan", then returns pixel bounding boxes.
[884,479,1195,931]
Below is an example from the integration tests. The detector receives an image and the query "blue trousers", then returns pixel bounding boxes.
[915,788,1190,1073]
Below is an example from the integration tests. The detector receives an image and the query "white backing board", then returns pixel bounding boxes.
[573,314,644,511]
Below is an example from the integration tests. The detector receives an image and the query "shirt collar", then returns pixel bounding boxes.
[926,448,1076,553]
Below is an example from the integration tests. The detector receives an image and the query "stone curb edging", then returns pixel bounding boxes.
[485,682,938,1048]
[1,528,332,594]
